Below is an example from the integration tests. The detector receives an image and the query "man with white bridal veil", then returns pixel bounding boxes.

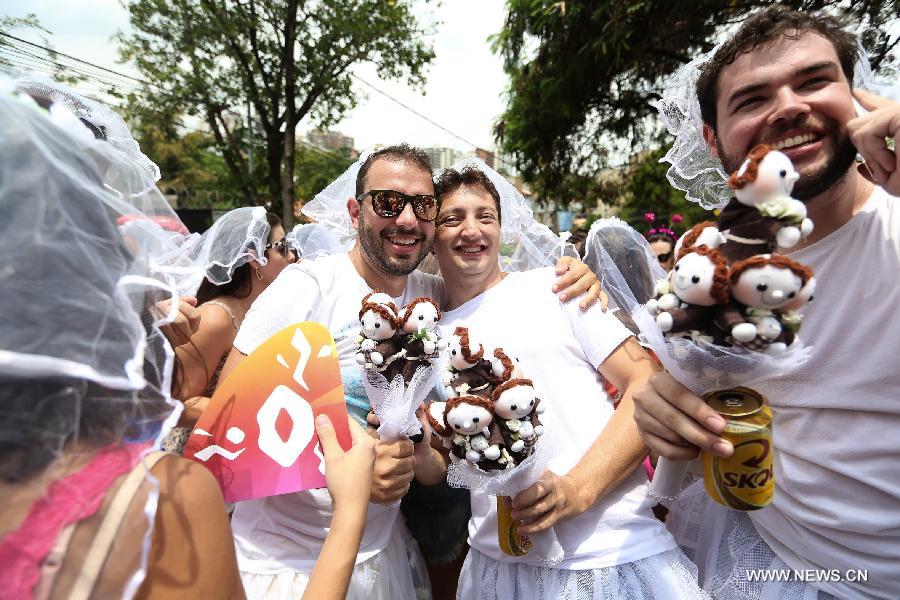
[632,6,900,599]
[217,145,603,598]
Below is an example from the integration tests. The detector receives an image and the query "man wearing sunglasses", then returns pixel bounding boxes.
[218,144,603,599]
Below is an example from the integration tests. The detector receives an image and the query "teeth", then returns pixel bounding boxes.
[390,238,416,246]
[460,246,483,254]
[775,133,815,150]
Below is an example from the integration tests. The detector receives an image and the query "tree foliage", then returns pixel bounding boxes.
[493,0,900,203]
[616,146,713,232]
[118,0,435,227]
[295,145,353,207]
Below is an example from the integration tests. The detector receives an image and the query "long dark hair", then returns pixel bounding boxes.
[1,134,172,482]
[195,212,281,305]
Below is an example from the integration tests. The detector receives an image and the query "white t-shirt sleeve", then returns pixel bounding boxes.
[563,299,632,370]
[233,266,322,355]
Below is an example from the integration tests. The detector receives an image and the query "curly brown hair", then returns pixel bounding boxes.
[728,144,772,190]
[491,378,535,403]
[362,291,398,314]
[730,254,813,287]
[679,246,731,305]
[453,326,484,363]
[491,348,516,382]
[398,297,442,328]
[696,6,858,131]
[426,401,451,437]
[677,220,719,261]
[359,302,398,327]
[444,395,495,423]
[434,166,502,223]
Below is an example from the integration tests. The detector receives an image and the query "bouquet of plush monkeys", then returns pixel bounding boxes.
[427,326,563,564]
[424,326,545,472]
[647,144,816,355]
[355,291,445,380]
[355,291,446,442]
[638,144,817,505]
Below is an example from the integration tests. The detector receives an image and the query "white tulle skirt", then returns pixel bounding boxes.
[666,480,837,600]
[240,523,431,600]
[455,547,708,600]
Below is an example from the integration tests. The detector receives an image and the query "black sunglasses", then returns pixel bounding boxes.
[357,189,438,222]
[265,238,296,261]
[657,252,673,263]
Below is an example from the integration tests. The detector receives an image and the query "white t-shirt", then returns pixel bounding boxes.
[230,253,444,574]
[746,188,900,599]
[440,268,677,570]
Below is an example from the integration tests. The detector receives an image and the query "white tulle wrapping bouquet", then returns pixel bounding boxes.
[356,292,446,442]
[426,326,563,565]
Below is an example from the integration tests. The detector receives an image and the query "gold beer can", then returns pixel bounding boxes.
[701,387,774,511]
[496,496,533,556]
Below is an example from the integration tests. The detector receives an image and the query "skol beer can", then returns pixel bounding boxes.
[701,387,774,511]
[497,496,533,556]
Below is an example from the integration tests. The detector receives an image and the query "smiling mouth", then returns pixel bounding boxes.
[386,235,420,248]
[770,132,821,151]
[457,244,487,255]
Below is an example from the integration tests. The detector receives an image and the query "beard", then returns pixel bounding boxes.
[717,119,858,202]
[357,211,432,276]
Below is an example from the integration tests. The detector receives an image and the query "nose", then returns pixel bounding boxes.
[463,420,472,430]
[396,201,418,228]
[767,87,810,126]
[460,216,481,239]
[770,289,784,301]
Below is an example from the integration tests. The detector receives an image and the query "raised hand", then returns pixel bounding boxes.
[849,89,900,195]
[316,414,376,515]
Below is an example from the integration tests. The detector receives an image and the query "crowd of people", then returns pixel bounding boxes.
[1,5,898,600]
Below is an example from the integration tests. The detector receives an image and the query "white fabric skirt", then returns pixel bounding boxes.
[455,547,708,600]
[666,480,836,600]
[241,522,431,600]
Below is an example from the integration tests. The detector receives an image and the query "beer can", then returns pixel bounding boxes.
[496,496,533,556]
[701,387,774,511]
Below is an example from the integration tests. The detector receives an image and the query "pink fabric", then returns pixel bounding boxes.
[0,443,148,600]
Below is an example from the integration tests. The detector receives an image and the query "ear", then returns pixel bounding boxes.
[702,123,720,159]
[347,197,361,231]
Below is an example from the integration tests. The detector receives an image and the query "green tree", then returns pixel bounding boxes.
[616,146,712,232]
[295,144,354,208]
[493,0,900,203]
[117,0,435,228]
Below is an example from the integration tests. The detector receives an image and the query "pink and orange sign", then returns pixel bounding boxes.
[185,322,349,503]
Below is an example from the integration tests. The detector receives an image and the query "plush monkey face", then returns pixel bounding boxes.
[402,301,440,334]
[360,308,396,340]
[731,264,803,309]
[735,150,799,206]
[493,383,536,420]
[448,333,479,370]
[445,402,492,435]
[669,252,720,306]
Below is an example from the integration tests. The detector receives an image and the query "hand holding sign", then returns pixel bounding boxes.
[316,414,376,516]
[185,322,349,503]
